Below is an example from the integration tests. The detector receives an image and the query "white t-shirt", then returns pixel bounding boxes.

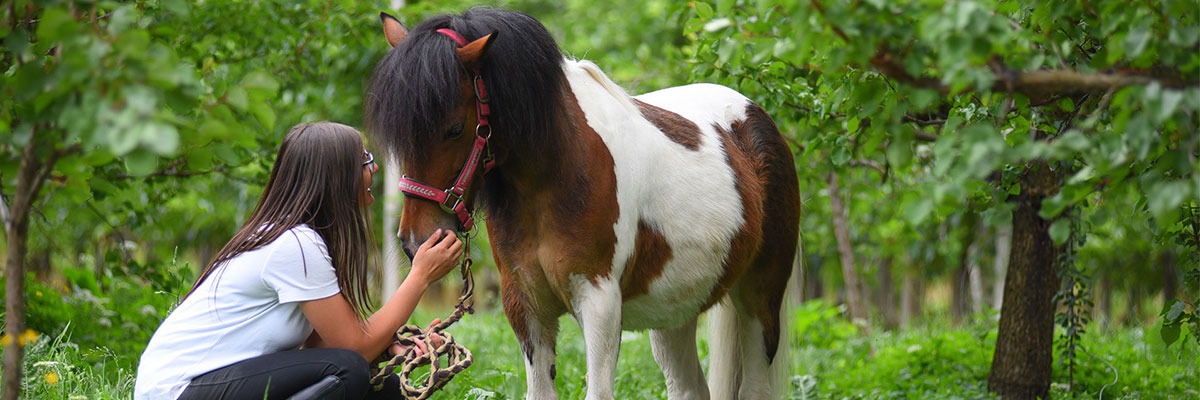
[134,224,342,400]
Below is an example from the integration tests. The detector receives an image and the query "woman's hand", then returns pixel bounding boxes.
[408,229,463,287]
[387,319,446,358]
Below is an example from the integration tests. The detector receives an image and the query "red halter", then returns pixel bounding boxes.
[397,28,495,231]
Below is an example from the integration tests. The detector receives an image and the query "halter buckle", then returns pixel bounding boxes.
[440,191,463,214]
[473,76,488,103]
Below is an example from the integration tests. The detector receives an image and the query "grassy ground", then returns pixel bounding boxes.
[9,301,1198,399]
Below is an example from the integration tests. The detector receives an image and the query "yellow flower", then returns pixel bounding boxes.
[0,334,11,348]
[18,329,38,347]
[45,372,59,385]
[36,290,42,296]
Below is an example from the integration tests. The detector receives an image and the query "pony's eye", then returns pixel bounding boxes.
[444,123,465,140]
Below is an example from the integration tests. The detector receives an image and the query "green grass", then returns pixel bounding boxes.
[7,301,1197,399]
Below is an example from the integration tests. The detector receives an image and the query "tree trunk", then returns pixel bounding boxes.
[4,130,55,400]
[993,223,1012,310]
[952,213,980,324]
[804,254,824,302]
[827,172,868,325]
[1163,251,1178,303]
[987,186,1058,399]
[1094,264,1110,327]
[970,222,987,315]
[1125,286,1143,326]
[873,256,898,329]
[900,257,923,327]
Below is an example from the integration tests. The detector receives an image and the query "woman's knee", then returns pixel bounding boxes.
[322,348,369,381]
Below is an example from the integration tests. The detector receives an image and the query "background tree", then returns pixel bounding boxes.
[682,0,1197,398]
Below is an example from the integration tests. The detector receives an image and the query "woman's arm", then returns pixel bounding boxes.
[300,229,462,360]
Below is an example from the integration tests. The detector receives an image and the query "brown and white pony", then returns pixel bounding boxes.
[365,9,799,400]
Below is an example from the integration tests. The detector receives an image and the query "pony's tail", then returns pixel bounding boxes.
[770,246,801,399]
[708,236,801,400]
[707,296,742,400]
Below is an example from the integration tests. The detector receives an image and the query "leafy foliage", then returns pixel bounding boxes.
[2,0,1196,398]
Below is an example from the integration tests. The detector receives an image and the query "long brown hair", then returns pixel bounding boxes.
[186,122,376,316]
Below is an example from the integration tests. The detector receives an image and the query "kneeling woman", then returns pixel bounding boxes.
[136,122,461,399]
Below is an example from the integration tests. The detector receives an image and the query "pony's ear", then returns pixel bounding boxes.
[380,12,407,48]
[455,31,499,67]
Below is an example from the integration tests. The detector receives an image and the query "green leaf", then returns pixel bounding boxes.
[1161,323,1180,346]
[1165,300,1186,322]
[1049,219,1070,245]
[36,7,77,43]
[197,119,230,140]
[1058,97,1075,112]
[144,123,180,155]
[695,2,714,19]
[186,147,215,170]
[225,87,249,113]
[243,71,281,96]
[123,150,158,177]
[250,102,277,132]
[1125,28,1151,59]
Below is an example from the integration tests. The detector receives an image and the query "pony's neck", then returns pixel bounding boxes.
[480,83,611,231]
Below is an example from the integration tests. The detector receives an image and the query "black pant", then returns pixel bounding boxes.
[178,348,403,400]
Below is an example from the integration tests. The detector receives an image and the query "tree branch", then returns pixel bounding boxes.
[808,0,850,42]
[849,159,887,177]
[869,48,1198,105]
[114,167,225,180]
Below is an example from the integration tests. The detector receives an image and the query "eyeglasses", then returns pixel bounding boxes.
[363,151,375,168]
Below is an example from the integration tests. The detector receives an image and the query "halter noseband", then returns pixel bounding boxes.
[397,28,496,232]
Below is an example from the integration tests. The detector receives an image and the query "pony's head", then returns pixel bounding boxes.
[365,9,567,258]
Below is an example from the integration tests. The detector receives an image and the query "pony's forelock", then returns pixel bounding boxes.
[365,8,568,169]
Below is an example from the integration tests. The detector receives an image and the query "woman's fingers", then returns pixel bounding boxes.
[436,230,458,249]
[419,229,444,251]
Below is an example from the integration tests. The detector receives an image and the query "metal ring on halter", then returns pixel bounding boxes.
[475,123,491,139]
[466,217,481,240]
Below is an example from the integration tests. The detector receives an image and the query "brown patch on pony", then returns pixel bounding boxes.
[730,103,801,364]
[486,84,620,317]
[620,221,673,299]
[499,255,535,363]
[633,99,702,151]
[701,120,766,310]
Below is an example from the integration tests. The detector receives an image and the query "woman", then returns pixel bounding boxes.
[135,122,461,399]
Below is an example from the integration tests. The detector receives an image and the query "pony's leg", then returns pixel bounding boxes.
[500,270,560,400]
[706,297,741,400]
[733,311,774,399]
[573,277,622,400]
[650,317,709,400]
[521,315,560,400]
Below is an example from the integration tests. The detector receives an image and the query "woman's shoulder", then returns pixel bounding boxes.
[271,224,330,259]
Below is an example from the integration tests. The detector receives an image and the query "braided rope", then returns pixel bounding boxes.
[369,249,476,399]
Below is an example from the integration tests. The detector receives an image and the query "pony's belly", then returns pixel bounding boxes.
[620,250,726,330]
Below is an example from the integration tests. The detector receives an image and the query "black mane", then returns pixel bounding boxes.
[365,8,568,166]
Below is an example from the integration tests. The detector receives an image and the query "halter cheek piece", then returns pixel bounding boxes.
[397,28,496,231]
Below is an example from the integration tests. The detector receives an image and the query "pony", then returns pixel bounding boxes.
[365,9,799,400]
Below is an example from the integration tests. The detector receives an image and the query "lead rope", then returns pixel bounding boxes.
[369,239,476,399]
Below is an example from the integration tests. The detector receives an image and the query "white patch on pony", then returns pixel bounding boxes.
[562,59,750,330]
[736,315,773,400]
[650,317,710,400]
[569,274,622,400]
[523,313,559,400]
